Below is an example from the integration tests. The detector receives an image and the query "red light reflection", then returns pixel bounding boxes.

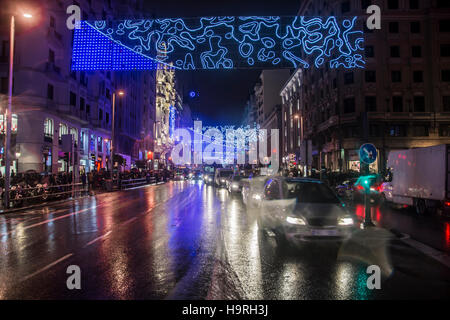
[445,223,450,249]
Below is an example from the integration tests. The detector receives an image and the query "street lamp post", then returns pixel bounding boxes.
[4,13,32,209]
[110,90,124,182]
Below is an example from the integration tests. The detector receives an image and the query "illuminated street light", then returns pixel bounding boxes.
[23,13,33,18]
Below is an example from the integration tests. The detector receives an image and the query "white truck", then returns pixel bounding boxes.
[383,144,450,215]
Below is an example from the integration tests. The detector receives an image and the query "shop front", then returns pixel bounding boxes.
[347,149,379,173]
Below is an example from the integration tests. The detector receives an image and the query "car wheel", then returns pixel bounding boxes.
[274,228,288,247]
[415,199,427,215]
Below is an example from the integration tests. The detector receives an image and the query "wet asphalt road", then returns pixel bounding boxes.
[0,181,449,300]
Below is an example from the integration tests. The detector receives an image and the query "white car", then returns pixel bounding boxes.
[242,175,270,209]
[258,177,356,245]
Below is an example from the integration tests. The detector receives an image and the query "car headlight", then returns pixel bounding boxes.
[220,179,225,182]
[232,182,239,189]
[252,194,261,200]
[338,217,354,226]
[286,216,306,225]
[180,175,184,179]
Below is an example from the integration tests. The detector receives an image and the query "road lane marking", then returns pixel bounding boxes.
[401,235,450,268]
[0,206,96,237]
[20,253,74,282]
[83,231,112,248]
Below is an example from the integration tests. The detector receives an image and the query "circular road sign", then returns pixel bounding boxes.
[359,143,377,165]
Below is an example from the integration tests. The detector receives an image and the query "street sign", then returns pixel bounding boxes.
[359,143,377,165]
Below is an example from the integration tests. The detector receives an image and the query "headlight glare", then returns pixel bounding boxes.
[286,216,306,225]
[338,217,354,226]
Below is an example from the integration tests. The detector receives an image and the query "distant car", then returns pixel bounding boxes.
[174,172,186,181]
[242,175,269,209]
[203,173,214,185]
[190,170,203,181]
[214,168,233,188]
[258,177,355,245]
[227,175,246,194]
[353,175,384,204]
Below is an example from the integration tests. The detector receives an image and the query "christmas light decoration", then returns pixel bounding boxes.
[72,16,365,70]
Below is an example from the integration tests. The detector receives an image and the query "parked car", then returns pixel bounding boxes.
[258,177,355,245]
[335,178,357,200]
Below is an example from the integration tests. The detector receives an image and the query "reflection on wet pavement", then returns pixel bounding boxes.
[0,181,448,299]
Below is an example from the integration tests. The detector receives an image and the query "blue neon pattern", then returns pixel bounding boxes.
[72,16,365,70]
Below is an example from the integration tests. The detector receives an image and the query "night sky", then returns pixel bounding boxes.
[143,0,301,126]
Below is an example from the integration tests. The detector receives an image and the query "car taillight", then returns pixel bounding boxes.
[370,184,383,192]
[356,185,364,191]
[445,201,450,207]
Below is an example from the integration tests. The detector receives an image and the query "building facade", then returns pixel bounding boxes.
[0,0,157,176]
[154,60,179,169]
[249,69,291,171]
[242,92,257,128]
[281,0,450,175]
[254,69,291,127]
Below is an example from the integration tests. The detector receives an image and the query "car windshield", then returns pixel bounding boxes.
[286,182,341,204]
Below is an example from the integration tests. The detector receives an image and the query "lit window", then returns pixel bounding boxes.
[59,123,68,139]
[44,118,53,138]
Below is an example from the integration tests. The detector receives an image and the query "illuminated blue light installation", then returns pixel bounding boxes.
[72,16,365,71]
